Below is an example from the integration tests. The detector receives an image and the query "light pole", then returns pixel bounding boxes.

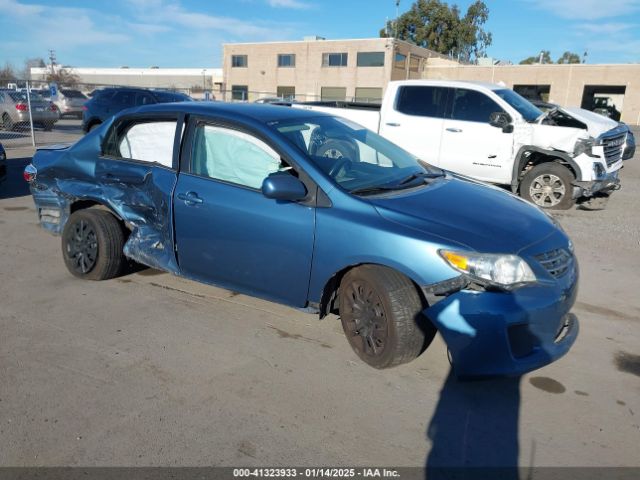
[394,0,400,39]
[202,69,206,94]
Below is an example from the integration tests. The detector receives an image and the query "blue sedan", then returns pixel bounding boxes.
[25,102,578,377]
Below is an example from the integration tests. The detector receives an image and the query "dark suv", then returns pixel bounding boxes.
[81,88,192,133]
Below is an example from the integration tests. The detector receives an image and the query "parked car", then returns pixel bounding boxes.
[25,102,578,377]
[0,142,6,184]
[0,90,59,131]
[81,87,193,133]
[39,89,88,119]
[294,80,625,210]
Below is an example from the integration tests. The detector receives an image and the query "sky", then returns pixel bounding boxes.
[0,0,639,69]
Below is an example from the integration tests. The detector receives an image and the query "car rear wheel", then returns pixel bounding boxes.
[339,265,435,369]
[521,162,575,210]
[88,121,102,132]
[62,209,126,280]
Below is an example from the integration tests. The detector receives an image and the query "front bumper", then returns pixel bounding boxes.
[424,240,579,377]
[573,169,621,198]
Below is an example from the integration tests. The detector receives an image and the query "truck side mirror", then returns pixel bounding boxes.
[489,112,513,133]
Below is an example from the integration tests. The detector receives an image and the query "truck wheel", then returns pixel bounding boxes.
[521,163,575,210]
[339,265,435,369]
[61,209,126,280]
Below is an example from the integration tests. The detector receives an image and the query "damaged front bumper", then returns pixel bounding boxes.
[573,169,621,198]
[423,263,579,377]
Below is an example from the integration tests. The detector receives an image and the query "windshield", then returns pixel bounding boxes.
[270,115,443,194]
[494,89,543,122]
[61,89,87,99]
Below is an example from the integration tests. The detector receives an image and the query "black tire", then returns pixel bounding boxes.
[61,209,126,280]
[88,121,101,132]
[520,162,575,210]
[2,113,14,131]
[43,122,53,132]
[339,265,435,369]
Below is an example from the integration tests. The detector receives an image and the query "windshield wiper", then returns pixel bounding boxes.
[396,170,445,186]
[349,185,401,196]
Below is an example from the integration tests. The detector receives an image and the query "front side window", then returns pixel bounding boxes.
[322,52,348,67]
[451,89,503,123]
[278,54,296,67]
[104,120,177,168]
[232,55,248,68]
[395,86,448,118]
[357,52,385,67]
[191,125,284,190]
[494,88,543,122]
[270,116,443,194]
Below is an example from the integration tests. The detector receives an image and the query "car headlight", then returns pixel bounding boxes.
[439,250,537,289]
[574,137,594,157]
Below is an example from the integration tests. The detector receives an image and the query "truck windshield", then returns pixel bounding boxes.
[270,115,443,195]
[494,89,543,122]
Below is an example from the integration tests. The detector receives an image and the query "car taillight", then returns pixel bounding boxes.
[50,103,57,111]
[15,104,28,111]
[23,164,37,183]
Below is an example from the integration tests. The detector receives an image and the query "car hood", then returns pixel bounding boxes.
[368,176,558,254]
[562,107,619,138]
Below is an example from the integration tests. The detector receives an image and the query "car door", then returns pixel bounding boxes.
[173,119,315,307]
[439,88,514,184]
[378,85,449,165]
[97,113,182,273]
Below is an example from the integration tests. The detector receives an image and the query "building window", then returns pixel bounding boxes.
[322,53,348,67]
[357,52,385,67]
[277,86,295,99]
[321,87,347,101]
[231,85,248,101]
[409,56,422,73]
[232,55,247,68]
[394,53,407,69]
[355,87,383,103]
[278,54,296,67]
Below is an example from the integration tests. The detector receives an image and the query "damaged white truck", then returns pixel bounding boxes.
[294,80,627,209]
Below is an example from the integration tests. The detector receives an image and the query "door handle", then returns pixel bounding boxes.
[446,128,463,133]
[385,122,401,127]
[177,191,203,206]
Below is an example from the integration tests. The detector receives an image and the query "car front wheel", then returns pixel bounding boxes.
[521,162,575,210]
[339,265,435,369]
[62,209,126,280]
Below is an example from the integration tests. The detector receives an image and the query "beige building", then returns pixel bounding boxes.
[423,63,640,124]
[222,37,450,102]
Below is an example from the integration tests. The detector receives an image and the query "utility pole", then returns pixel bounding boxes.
[48,49,57,74]
[394,0,400,38]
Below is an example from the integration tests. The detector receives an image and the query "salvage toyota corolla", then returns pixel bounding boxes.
[25,102,579,377]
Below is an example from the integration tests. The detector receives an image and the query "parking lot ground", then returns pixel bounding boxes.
[0,129,639,469]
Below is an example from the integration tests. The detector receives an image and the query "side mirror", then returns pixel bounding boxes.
[489,111,513,133]
[262,172,307,201]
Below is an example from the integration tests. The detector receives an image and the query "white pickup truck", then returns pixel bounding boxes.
[293,80,627,209]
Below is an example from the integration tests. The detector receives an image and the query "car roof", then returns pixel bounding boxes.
[389,79,505,92]
[125,101,330,123]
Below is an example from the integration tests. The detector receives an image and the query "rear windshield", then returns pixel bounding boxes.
[8,92,45,102]
[61,89,88,99]
[152,91,192,103]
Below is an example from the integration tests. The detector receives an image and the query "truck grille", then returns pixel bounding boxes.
[534,248,573,279]
[601,133,626,167]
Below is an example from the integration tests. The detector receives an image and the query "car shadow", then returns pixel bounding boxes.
[425,370,522,480]
[0,157,32,199]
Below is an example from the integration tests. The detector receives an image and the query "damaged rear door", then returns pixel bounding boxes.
[97,113,184,273]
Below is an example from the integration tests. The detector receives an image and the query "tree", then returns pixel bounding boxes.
[380,0,492,62]
[556,51,581,64]
[22,57,46,79]
[0,63,17,86]
[46,68,80,88]
[519,50,552,65]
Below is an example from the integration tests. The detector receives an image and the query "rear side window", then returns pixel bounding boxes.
[450,89,503,123]
[153,92,192,103]
[395,86,448,118]
[103,120,177,168]
[111,91,136,107]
